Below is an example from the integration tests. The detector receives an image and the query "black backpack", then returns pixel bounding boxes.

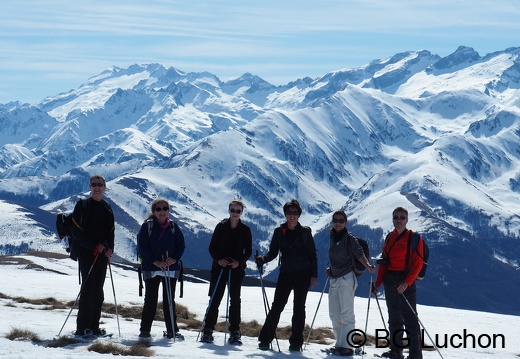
[348,235,370,277]
[56,199,88,261]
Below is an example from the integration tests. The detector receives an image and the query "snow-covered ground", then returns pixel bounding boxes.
[1,252,519,358]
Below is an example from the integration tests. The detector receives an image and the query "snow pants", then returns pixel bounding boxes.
[328,272,357,349]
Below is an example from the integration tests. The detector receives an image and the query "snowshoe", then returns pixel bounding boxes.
[73,329,98,341]
[138,331,152,344]
[164,331,185,341]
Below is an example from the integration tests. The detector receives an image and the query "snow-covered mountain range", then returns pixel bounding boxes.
[1,45,519,316]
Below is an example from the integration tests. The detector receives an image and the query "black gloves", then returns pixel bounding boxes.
[255,256,264,268]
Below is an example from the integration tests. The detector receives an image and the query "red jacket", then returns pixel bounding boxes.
[375,229,424,287]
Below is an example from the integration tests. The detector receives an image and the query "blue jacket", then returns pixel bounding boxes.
[137,217,185,272]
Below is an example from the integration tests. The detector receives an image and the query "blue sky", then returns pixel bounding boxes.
[1,0,519,104]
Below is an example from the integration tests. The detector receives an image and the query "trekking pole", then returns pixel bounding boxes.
[223,268,232,345]
[303,275,329,351]
[256,250,280,352]
[362,260,375,356]
[163,251,176,342]
[374,294,387,332]
[400,293,445,359]
[108,258,121,337]
[58,253,100,336]
[196,268,224,342]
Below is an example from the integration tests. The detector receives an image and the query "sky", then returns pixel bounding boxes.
[1,252,520,358]
[1,0,519,104]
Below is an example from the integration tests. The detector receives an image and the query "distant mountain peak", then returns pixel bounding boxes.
[1,46,520,315]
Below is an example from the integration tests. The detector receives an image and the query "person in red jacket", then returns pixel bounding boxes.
[372,207,424,359]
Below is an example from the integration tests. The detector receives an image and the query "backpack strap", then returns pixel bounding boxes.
[383,230,406,258]
[146,218,175,238]
[178,260,184,298]
[147,219,154,237]
[72,198,89,231]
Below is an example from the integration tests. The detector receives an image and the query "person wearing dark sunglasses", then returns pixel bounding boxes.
[137,198,186,342]
[326,210,375,356]
[371,207,425,359]
[255,199,318,352]
[201,199,252,345]
[71,174,115,337]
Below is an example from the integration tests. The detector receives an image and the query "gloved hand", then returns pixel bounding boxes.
[371,283,379,296]
[255,256,264,268]
[93,243,105,256]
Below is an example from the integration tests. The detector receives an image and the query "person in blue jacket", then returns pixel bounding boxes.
[137,198,185,340]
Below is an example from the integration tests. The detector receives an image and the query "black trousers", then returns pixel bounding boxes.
[383,271,422,358]
[204,266,245,332]
[76,254,108,332]
[140,275,178,334]
[258,269,311,347]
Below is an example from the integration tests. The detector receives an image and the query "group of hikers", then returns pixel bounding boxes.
[69,174,426,359]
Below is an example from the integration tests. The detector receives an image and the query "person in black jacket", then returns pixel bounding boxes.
[255,199,318,352]
[201,199,253,344]
[71,174,115,337]
[137,198,185,341]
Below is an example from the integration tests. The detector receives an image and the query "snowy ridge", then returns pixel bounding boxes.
[0,46,519,315]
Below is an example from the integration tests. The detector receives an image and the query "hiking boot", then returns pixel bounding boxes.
[289,345,302,352]
[138,331,151,339]
[380,350,404,359]
[258,342,270,350]
[75,328,93,337]
[228,331,242,345]
[335,347,354,356]
[200,330,214,343]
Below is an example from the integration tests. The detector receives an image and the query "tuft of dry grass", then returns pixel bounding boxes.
[44,336,83,348]
[5,328,42,342]
[88,341,154,356]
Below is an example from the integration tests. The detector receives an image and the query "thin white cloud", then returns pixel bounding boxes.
[0,0,519,103]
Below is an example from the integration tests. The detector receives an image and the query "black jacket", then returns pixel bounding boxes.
[71,197,115,258]
[263,222,318,278]
[208,218,252,270]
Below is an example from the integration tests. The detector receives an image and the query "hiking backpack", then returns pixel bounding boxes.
[407,231,429,280]
[55,199,88,261]
[348,235,370,277]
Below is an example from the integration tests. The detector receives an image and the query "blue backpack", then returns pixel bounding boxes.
[407,232,429,280]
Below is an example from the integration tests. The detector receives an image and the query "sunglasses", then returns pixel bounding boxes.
[154,206,169,212]
[90,183,104,187]
[333,218,345,224]
[229,208,242,214]
[393,216,407,220]
[285,211,299,216]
